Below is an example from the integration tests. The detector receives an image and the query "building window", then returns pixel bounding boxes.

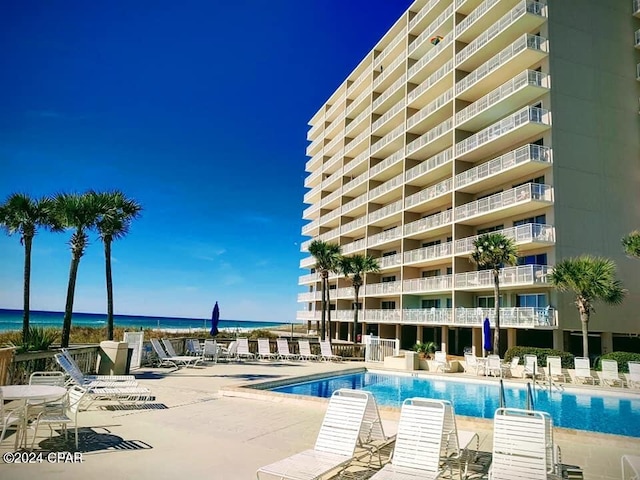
[422,240,441,248]
[381,301,396,309]
[422,299,441,308]
[382,276,396,283]
[516,294,547,308]
[477,296,504,308]
[518,253,547,265]
[478,225,504,235]
[422,269,440,277]
[514,214,546,226]
[446,267,453,275]
[477,190,502,201]
[513,176,544,188]
[382,250,397,257]
[446,298,452,308]
[329,284,337,290]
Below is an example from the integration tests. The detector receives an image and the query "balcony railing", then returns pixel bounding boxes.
[379,252,402,269]
[404,241,453,264]
[347,69,370,96]
[408,4,454,55]
[373,52,406,90]
[372,99,405,132]
[370,148,404,178]
[304,168,322,188]
[409,0,442,30]
[298,273,318,284]
[456,70,549,126]
[405,147,454,183]
[455,307,556,328]
[365,280,402,295]
[325,92,346,120]
[405,178,453,208]
[455,223,555,254]
[408,60,454,103]
[455,0,500,37]
[455,0,546,67]
[406,117,453,155]
[341,215,368,235]
[371,124,405,154]
[374,28,407,69]
[368,199,403,224]
[403,274,453,293]
[346,88,371,115]
[346,105,372,135]
[297,291,322,302]
[362,309,403,323]
[455,106,550,158]
[455,182,553,221]
[403,308,453,325]
[372,74,407,111]
[455,34,548,96]
[407,88,454,130]
[455,264,551,288]
[404,210,453,236]
[343,150,369,176]
[455,144,552,189]
[301,219,319,235]
[342,238,366,255]
[408,31,454,79]
[368,226,402,248]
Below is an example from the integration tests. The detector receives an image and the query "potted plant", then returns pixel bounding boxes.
[412,341,436,360]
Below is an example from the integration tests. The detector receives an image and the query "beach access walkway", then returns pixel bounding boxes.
[0,360,638,480]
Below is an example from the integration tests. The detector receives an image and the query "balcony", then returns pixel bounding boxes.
[365,280,402,296]
[408,4,454,60]
[454,307,556,328]
[405,178,453,212]
[342,238,366,255]
[344,129,370,158]
[340,215,367,236]
[374,27,407,70]
[408,60,453,108]
[367,225,402,249]
[407,31,454,82]
[369,176,404,208]
[346,87,372,117]
[298,273,319,285]
[346,105,372,137]
[402,308,453,325]
[403,274,453,294]
[455,34,549,102]
[406,117,454,160]
[409,0,450,34]
[373,50,407,93]
[301,218,319,236]
[404,210,453,239]
[299,256,315,269]
[635,0,640,18]
[370,124,405,159]
[370,148,405,183]
[404,240,453,267]
[455,182,553,225]
[455,106,551,162]
[455,144,552,193]
[343,150,370,178]
[456,70,549,131]
[372,74,407,114]
[297,291,322,302]
[454,223,555,255]
[347,68,371,98]
[405,147,454,187]
[304,153,323,175]
[407,88,454,135]
[372,99,405,136]
[368,199,403,226]
[455,264,551,290]
[362,309,402,323]
[379,252,402,270]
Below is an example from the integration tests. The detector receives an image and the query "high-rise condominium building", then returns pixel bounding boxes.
[298,0,640,356]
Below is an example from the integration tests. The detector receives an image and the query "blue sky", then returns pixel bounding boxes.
[0,1,413,322]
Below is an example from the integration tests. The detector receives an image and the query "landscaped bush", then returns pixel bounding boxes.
[594,352,640,373]
[504,346,575,369]
[247,329,278,340]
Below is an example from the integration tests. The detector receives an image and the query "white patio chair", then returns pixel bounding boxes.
[257,338,278,360]
[434,351,452,373]
[486,355,503,377]
[256,389,370,480]
[185,339,203,357]
[298,339,319,361]
[501,356,520,378]
[574,357,596,385]
[56,351,138,388]
[598,360,624,387]
[319,340,342,362]
[28,371,67,416]
[217,341,237,361]
[161,339,202,367]
[524,355,544,380]
[440,400,479,480]
[276,338,300,361]
[368,397,446,480]
[463,353,485,376]
[31,385,85,450]
[625,362,640,390]
[0,392,27,449]
[236,338,255,360]
[150,339,200,369]
[545,356,568,383]
[202,340,219,362]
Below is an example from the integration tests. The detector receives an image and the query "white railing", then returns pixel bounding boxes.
[455,0,500,37]
[373,51,407,90]
[342,238,367,255]
[404,241,453,264]
[346,105,372,135]
[404,210,453,236]
[324,148,344,171]
[345,129,370,154]
[454,264,551,288]
[347,69,370,96]
[305,153,324,174]
[454,307,556,327]
[455,144,552,189]
[407,88,454,130]
[347,88,371,115]
[368,226,402,248]
[455,34,548,96]
[365,280,402,295]
[455,106,550,157]
[321,166,343,189]
[341,193,368,214]
[302,219,319,235]
[343,170,369,194]
[325,92,346,120]
[297,291,322,302]
[454,223,555,254]
[318,206,341,225]
[340,215,367,235]
[408,4,454,54]
[302,202,320,219]
[456,70,549,125]
[405,178,453,208]
[298,273,318,284]
[405,147,454,183]
[409,0,441,30]
[296,310,317,320]
[408,31,454,79]
[372,99,405,131]
[403,274,453,293]
[370,148,404,177]
[408,60,454,103]
[300,239,311,252]
[403,308,453,325]
[455,183,553,221]
[335,286,354,299]
[372,74,407,110]
[407,118,453,155]
[343,150,369,176]
[371,124,405,154]
[306,136,324,157]
[307,122,322,141]
[369,176,404,203]
[374,28,407,69]
[379,252,402,269]
[365,336,400,362]
[368,198,403,223]
[456,0,546,66]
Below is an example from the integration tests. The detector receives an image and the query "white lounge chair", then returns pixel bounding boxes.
[486,355,503,377]
[368,397,446,480]
[574,357,596,385]
[463,353,485,376]
[490,408,562,480]
[441,400,479,480]
[217,341,238,361]
[149,339,197,369]
[185,339,203,357]
[236,338,255,360]
[202,340,219,362]
[434,351,452,373]
[276,338,300,361]
[298,340,319,361]
[161,339,202,367]
[546,356,568,383]
[257,338,278,360]
[621,454,640,480]
[30,385,85,450]
[256,389,370,480]
[598,359,624,387]
[319,341,342,362]
[524,355,544,380]
[56,351,138,388]
[625,362,640,390]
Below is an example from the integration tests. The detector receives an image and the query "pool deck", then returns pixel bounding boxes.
[1,359,639,479]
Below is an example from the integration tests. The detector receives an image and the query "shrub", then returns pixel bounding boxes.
[594,352,640,373]
[7,327,59,353]
[412,341,436,356]
[504,346,575,369]
[247,329,278,340]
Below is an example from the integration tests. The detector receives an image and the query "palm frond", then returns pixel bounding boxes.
[622,230,640,259]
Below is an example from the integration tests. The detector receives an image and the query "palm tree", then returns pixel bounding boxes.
[52,192,103,348]
[338,254,380,342]
[308,240,341,341]
[0,194,60,342]
[622,230,640,259]
[92,191,142,340]
[470,233,518,355]
[548,256,626,358]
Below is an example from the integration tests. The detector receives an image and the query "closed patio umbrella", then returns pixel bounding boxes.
[483,317,492,355]
[210,301,220,336]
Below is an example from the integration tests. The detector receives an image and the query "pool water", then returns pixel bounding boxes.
[269,372,640,438]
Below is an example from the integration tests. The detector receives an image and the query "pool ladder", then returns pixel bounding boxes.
[498,379,536,411]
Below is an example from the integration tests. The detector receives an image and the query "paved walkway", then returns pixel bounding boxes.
[0,360,638,479]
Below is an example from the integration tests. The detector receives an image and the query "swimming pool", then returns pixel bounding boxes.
[269,371,640,438]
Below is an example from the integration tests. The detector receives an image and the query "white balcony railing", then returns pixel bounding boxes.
[372,74,407,111]
[405,147,454,183]
[455,34,548,96]
[404,240,453,264]
[409,60,454,103]
[456,70,549,125]
[373,51,407,90]
[454,223,555,254]
[455,264,551,288]
[406,117,453,155]
[405,178,453,208]
[371,124,405,154]
[342,238,366,255]
[370,148,405,178]
[298,273,318,284]
[343,170,369,195]
[455,106,550,158]
[403,308,453,325]
[404,210,453,236]
[297,291,322,302]
[374,27,407,69]
[455,307,556,327]
[403,274,453,293]
[347,88,372,115]
[372,99,405,132]
[368,226,402,248]
[455,183,553,221]
[409,0,441,30]
[407,88,454,130]
[343,150,369,176]
[378,252,402,269]
[346,105,372,135]
[365,280,402,295]
[455,0,501,37]
[455,144,552,189]
[301,219,319,235]
[368,199,403,223]
[340,215,368,235]
[369,173,404,202]
[409,4,454,54]
[408,31,454,79]
[347,69,370,96]
[363,309,402,323]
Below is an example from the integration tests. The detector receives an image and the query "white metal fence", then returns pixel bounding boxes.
[364,336,399,363]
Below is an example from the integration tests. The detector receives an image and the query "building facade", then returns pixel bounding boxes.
[298,0,640,356]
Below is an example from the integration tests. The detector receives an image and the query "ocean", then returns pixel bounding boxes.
[0,309,291,334]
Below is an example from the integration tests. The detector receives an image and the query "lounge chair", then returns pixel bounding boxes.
[319,340,343,362]
[202,340,219,362]
[597,359,624,387]
[573,357,596,385]
[524,355,545,380]
[545,356,568,383]
[257,338,278,360]
[30,385,85,450]
[625,361,640,390]
[502,356,520,378]
[276,338,300,361]
[434,351,452,373]
[150,339,200,369]
[463,353,485,376]
[621,454,640,480]
[368,397,446,480]
[486,355,502,377]
[440,400,479,480]
[56,351,139,388]
[161,339,203,367]
[185,339,203,357]
[298,339,319,361]
[490,408,562,480]
[217,341,237,361]
[256,389,370,480]
[236,338,256,360]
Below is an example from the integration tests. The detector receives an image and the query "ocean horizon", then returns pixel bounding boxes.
[0,309,295,333]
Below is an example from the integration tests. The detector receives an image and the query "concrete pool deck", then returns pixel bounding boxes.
[0,360,638,479]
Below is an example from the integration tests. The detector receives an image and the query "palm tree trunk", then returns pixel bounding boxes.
[326,281,332,340]
[579,303,589,358]
[353,285,360,343]
[493,270,501,356]
[104,239,114,341]
[22,236,33,344]
[320,273,327,341]
[61,254,81,348]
